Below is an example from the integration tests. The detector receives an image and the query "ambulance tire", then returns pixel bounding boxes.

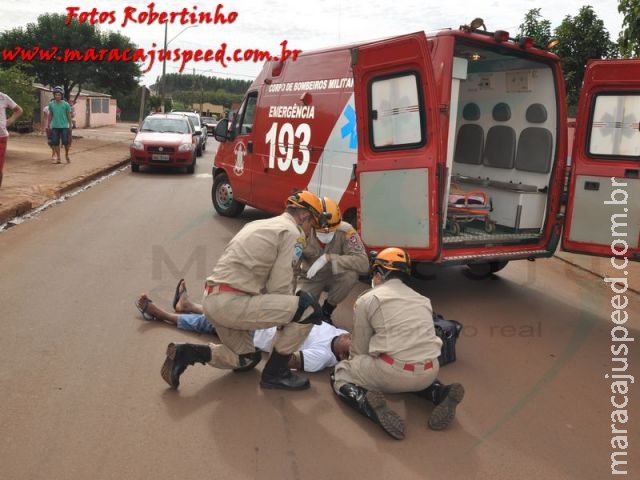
[466,261,509,278]
[212,172,245,217]
[343,208,357,228]
[489,260,508,273]
[411,261,437,280]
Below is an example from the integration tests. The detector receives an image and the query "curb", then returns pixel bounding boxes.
[0,156,130,227]
[57,157,130,195]
[0,200,33,225]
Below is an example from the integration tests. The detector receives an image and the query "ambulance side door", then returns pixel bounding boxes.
[226,92,258,204]
[563,60,640,261]
[351,32,441,259]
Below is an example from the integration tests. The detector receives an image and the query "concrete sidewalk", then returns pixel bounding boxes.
[0,123,134,225]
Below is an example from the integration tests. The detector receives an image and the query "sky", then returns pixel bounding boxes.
[0,0,626,87]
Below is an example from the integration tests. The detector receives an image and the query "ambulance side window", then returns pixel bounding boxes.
[588,93,640,160]
[234,92,258,136]
[369,72,425,150]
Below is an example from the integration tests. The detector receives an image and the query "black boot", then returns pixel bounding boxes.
[234,348,262,372]
[416,380,465,430]
[260,350,310,390]
[161,343,211,389]
[291,291,323,325]
[321,300,336,325]
[336,383,405,440]
[414,379,444,403]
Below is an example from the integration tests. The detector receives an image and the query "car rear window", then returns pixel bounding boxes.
[141,118,190,134]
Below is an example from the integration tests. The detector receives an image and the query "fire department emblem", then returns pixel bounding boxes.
[233,142,246,176]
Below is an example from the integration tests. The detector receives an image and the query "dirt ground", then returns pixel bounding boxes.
[0,124,133,224]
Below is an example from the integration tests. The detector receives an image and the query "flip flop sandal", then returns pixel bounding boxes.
[172,278,185,311]
[135,297,158,321]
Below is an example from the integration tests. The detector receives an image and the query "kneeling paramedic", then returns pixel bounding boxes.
[161,190,328,391]
[331,248,465,439]
[297,196,369,324]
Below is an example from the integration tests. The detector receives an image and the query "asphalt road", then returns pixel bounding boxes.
[0,144,638,479]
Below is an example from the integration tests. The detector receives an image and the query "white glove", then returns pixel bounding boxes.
[306,254,329,279]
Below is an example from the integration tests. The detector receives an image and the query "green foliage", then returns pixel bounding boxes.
[0,13,140,104]
[0,66,37,121]
[554,6,616,112]
[161,73,251,95]
[518,8,552,47]
[159,73,251,109]
[117,87,153,122]
[618,0,640,57]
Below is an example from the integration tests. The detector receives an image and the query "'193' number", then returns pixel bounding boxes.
[265,122,311,174]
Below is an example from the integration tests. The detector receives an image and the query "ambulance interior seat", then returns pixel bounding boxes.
[515,103,553,174]
[453,102,483,165]
[483,102,516,169]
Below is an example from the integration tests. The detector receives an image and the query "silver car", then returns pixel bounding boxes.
[171,110,207,157]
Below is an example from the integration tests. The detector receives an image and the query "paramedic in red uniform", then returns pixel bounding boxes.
[161,190,328,391]
[297,196,369,324]
[331,248,465,439]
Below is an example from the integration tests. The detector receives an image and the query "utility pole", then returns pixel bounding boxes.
[160,23,167,113]
[160,24,199,113]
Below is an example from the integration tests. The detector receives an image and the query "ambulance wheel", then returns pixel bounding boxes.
[484,219,496,233]
[466,261,509,278]
[466,263,491,278]
[343,208,357,228]
[412,261,437,280]
[212,172,245,217]
[489,260,508,273]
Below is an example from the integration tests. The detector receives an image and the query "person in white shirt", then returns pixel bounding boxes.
[0,91,23,188]
[136,280,351,373]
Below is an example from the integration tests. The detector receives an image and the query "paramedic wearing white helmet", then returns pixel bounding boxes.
[160,190,328,391]
[297,196,369,324]
[331,248,465,440]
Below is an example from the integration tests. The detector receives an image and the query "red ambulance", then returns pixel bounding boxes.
[211,20,639,276]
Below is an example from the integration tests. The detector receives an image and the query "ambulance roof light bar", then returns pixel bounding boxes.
[519,37,535,49]
[460,18,511,43]
[493,30,510,42]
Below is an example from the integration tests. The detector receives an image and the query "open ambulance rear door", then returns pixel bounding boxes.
[562,60,640,261]
[351,32,442,260]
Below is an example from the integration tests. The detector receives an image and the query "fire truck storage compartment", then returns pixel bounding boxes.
[445,44,556,243]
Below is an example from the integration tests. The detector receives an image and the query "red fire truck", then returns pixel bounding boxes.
[211,20,639,276]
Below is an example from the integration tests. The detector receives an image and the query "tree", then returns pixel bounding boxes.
[0,66,37,121]
[618,0,640,57]
[0,13,141,102]
[518,8,552,47]
[553,6,616,113]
